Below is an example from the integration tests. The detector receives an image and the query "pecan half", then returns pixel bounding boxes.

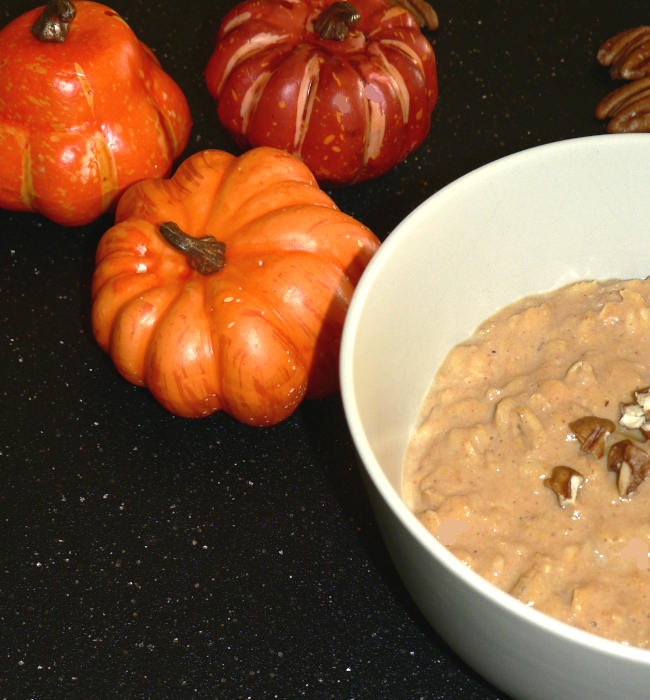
[569,416,615,458]
[607,439,650,498]
[597,26,650,80]
[595,77,650,133]
[544,466,584,508]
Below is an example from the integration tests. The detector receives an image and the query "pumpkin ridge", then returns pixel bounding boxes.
[234,276,307,353]
[205,262,310,394]
[256,252,351,398]
[93,128,119,214]
[93,220,166,285]
[143,280,219,415]
[239,70,273,135]
[203,148,317,233]
[141,57,192,159]
[377,34,428,74]
[226,177,325,210]
[293,50,322,153]
[185,173,226,239]
[213,30,292,96]
[20,140,35,210]
[93,269,159,304]
[367,43,411,125]
[211,185,336,238]
[216,205,375,268]
[92,271,160,350]
[109,280,182,384]
[216,315,309,425]
[225,253,339,360]
[144,96,174,166]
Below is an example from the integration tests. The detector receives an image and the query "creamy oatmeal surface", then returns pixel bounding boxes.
[403,278,650,648]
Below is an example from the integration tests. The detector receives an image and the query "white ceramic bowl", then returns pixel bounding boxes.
[340,134,650,700]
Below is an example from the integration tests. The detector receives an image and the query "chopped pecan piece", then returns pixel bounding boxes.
[607,439,650,498]
[619,402,646,429]
[595,77,650,133]
[597,26,650,80]
[634,387,650,412]
[619,387,650,438]
[569,416,615,458]
[544,466,584,508]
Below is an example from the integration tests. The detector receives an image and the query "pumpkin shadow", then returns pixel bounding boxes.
[76,210,115,346]
[296,248,412,597]
[297,252,506,692]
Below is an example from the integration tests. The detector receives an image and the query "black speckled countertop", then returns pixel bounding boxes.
[2,1,648,698]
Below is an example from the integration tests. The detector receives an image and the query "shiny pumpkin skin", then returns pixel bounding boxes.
[0,1,192,226]
[205,0,438,185]
[91,147,380,426]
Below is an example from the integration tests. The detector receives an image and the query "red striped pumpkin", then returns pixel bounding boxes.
[205,0,438,185]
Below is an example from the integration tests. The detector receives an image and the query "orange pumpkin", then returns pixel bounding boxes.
[91,147,380,426]
[0,0,191,226]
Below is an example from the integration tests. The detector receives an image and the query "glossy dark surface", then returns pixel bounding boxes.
[2,1,648,697]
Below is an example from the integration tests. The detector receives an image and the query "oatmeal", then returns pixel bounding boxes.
[403,278,650,648]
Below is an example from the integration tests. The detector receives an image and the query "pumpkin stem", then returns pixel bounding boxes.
[159,222,226,275]
[32,0,77,43]
[313,2,361,41]
[387,0,439,30]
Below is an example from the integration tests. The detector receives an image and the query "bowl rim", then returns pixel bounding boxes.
[340,133,650,663]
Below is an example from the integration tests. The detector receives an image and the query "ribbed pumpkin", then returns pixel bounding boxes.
[91,147,380,426]
[0,0,191,226]
[205,0,438,185]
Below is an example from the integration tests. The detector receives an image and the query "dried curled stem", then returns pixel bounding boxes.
[313,2,361,41]
[314,0,438,40]
[31,0,76,43]
[159,222,226,275]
